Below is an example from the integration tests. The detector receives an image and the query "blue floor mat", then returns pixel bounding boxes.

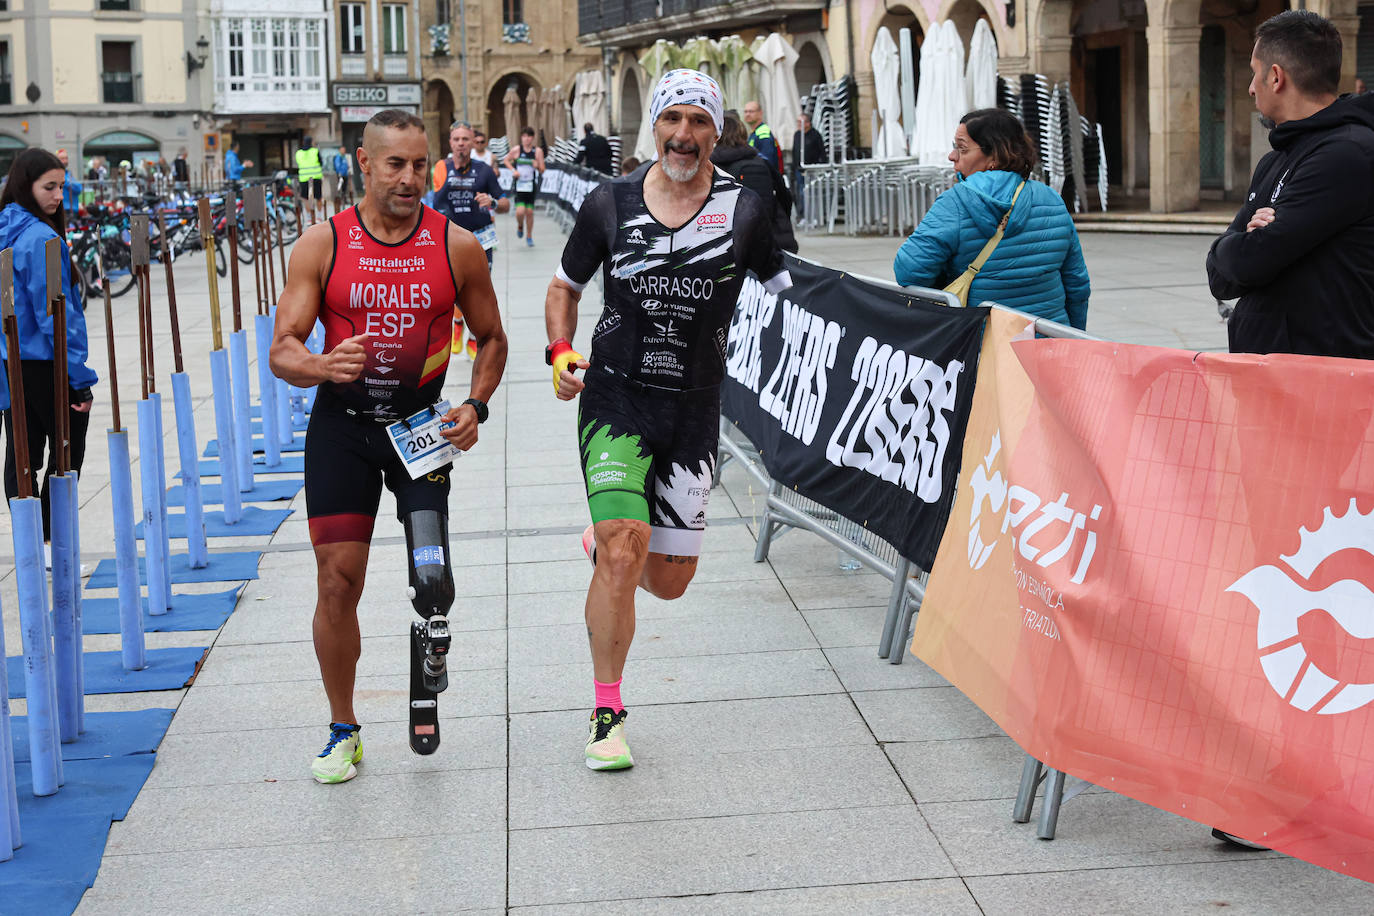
[81,586,242,634]
[86,550,261,588]
[203,433,306,457]
[10,709,175,762]
[7,647,207,698]
[136,506,292,539]
[183,454,307,478]
[165,479,302,505]
[0,755,162,915]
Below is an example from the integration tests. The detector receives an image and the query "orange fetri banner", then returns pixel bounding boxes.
[914,321,1374,882]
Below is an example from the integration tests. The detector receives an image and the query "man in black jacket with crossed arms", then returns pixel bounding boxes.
[1207,10,1374,359]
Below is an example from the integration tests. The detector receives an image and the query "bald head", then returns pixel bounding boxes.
[362,109,426,156]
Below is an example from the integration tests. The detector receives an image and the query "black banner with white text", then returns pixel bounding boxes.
[722,255,988,569]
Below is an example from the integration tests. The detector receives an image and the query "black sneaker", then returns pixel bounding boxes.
[1211,827,1269,850]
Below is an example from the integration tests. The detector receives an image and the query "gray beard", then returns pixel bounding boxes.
[661,157,700,182]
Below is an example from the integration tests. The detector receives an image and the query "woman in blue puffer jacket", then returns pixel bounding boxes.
[0,148,98,541]
[894,108,1090,329]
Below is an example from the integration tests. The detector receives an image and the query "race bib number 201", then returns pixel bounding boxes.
[387,400,462,480]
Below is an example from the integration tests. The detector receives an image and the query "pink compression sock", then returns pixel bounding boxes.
[594,678,624,713]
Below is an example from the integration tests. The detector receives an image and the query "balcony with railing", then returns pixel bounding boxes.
[102,71,136,104]
[340,53,367,76]
[578,0,817,43]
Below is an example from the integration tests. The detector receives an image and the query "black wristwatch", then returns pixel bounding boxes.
[462,398,489,424]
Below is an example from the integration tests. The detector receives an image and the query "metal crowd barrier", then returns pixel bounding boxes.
[714,260,959,666]
[717,288,1108,841]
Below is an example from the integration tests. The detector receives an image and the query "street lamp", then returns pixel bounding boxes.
[185,35,210,78]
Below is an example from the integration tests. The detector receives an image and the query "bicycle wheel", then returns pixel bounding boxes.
[102,238,136,298]
[237,226,256,263]
[277,206,300,242]
[215,236,228,277]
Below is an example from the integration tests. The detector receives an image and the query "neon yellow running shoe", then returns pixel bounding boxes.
[450,322,464,355]
[585,707,632,770]
[312,722,363,784]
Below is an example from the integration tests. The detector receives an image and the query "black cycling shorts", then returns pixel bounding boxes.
[300,177,323,199]
[514,190,537,208]
[577,367,719,556]
[305,394,452,546]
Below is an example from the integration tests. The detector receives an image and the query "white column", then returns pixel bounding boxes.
[412,0,420,79]
[371,0,381,76]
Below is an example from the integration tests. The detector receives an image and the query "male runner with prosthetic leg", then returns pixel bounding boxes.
[545,70,791,769]
[271,109,507,783]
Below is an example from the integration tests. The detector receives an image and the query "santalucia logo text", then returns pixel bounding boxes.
[726,277,963,502]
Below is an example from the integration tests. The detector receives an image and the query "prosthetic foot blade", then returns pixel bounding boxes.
[409,622,441,755]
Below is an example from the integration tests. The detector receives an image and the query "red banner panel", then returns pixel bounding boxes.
[916,328,1374,882]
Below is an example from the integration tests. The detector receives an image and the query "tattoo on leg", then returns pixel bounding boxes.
[660,555,695,565]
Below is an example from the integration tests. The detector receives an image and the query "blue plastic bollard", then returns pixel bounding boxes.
[254,313,281,468]
[296,318,325,423]
[270,307,293,447]
[229,329,255,492]
[48,474,80,742]
[210,348,243,523]
[0,590,21,859]
[12,496,62,795]
[68,470,86,716]
[149,392,172,607]
[107,430,146,670]
[138,398,170,617]
[171,373,209,568]
[274,374,292,447]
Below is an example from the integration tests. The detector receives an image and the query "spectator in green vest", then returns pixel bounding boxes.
[295,136,324,224]
[743,100,782,174]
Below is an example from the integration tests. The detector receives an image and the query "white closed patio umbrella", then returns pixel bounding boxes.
[966,18,998,110]
[871,27,905,159]
[911,25,943,164]
[753,32,802,157]
[933,21,968,158]
[635,40,675,160]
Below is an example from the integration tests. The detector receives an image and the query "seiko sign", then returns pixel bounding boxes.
[332,84,422,106]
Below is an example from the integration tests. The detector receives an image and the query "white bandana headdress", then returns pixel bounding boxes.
[648,68,724,138]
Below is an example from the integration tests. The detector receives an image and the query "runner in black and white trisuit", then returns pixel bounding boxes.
[271,109,508,783]
[544,69,792,770]
[503,126,544,247]
[432,120,510,358]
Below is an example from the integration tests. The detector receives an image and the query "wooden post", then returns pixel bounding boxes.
[226,188,243,333]
[45,238,69,475]
[1,250,32,498]
[198,198,223,352]
[156,211,185,375]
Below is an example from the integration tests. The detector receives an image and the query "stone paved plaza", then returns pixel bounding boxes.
[3,213,1372,914]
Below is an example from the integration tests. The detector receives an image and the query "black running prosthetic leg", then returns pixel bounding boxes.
[404,509,455,755]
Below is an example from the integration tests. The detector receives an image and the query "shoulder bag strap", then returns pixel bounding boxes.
[964,180,1025,277]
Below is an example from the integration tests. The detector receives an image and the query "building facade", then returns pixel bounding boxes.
[420,0,600,165]
[578,0,1365,213]
[208,0,332,182]
[0,0,211,181]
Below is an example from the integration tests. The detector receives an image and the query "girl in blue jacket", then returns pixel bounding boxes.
[894,108,1091,330]
[0,148,98,541]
